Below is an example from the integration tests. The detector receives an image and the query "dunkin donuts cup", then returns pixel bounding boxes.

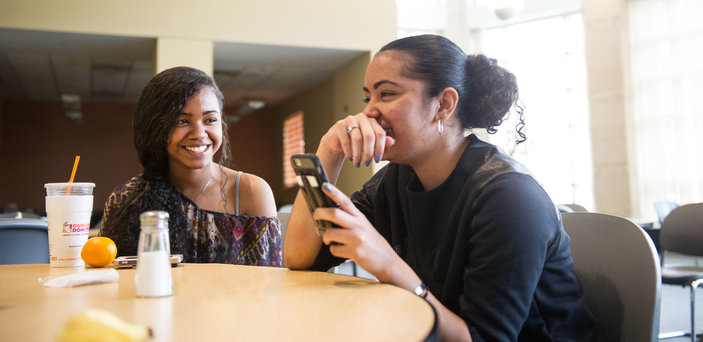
[44,182,95,267]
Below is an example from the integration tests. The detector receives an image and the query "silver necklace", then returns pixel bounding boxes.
[193,168,214,202]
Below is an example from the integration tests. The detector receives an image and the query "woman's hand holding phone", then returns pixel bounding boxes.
[312,182,402,282]
[290,154,340,238]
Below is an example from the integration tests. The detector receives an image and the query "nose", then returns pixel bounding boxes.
[188,122,207,139]
[363,103,380,118]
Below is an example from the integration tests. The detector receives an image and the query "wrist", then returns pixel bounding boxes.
[374,252,403,284]
[375,254,422,292]
[315,146,344,183]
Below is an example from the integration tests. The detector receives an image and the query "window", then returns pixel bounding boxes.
[396,1,594,207]
[479,13,594,208]
[627,0,703,219]
[283,111,305,188]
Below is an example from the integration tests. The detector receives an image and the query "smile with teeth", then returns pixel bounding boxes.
[184,145,208,153]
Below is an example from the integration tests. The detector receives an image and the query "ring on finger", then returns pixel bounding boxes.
[346,124,360,135]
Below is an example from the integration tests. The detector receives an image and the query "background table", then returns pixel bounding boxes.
[0,263,436,341]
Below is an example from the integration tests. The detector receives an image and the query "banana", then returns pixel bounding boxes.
[56,308,152,342]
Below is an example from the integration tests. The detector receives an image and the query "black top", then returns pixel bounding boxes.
[312,135,595,341]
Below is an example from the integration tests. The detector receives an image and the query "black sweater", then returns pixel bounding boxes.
[312,135,595,341]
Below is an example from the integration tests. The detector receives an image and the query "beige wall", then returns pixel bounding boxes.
[583,0,633,217]
[154,38,214,76]
[271,53,374,206]
[0,0,395,52]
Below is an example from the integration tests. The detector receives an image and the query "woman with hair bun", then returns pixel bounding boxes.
[100,66,281,267]
[285,35,595,341]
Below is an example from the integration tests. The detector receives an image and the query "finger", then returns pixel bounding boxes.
[347,114,369,167]
[320,182,360,215]
[338,116,364,165]
[337,117,356,161]
[347,125,361,167]
[313,206,354,228]
[368,118,386,163]
[328,239,354,259]
[321,225,355,247]
[385,136,396,150]
[355,115,379,166]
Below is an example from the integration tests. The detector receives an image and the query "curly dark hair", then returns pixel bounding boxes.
[379,34,526,143]
[101,66,230,260]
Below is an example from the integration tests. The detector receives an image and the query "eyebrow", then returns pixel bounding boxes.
[362,80,401,92]
[179,110,220,116]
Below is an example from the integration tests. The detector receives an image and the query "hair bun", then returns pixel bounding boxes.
[461,54,520,136]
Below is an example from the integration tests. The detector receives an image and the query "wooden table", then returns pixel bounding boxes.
[0,264,436,341]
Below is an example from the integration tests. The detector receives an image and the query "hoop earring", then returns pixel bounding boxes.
[437,111,447,136]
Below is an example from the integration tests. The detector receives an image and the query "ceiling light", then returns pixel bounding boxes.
[490,0,524,20]
[247,100,266,109]
[236,99,267,117]
[61,94,82,123]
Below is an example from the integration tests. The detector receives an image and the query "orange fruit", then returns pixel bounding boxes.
[81,237,118,267]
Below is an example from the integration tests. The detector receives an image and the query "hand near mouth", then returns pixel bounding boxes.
[321,113,396,168]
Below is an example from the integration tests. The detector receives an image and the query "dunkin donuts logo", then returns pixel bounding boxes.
[62,222,90,234]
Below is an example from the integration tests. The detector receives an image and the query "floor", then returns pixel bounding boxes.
[334,253,703,341]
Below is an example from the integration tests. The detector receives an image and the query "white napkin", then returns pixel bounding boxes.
[42,269,119,288]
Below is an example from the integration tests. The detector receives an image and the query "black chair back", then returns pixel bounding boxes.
[0,218,49,265]
[660,203,703,256]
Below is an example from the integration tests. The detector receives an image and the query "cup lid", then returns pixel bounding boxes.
[44,182,96,189]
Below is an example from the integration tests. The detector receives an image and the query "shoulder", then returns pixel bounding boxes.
[460,140,558,236]
[459,135,530,183]
[223,167,276,217]
[480,172,551,207]
[105,175,142,206]
[115,175,142,193]
[474,172,560,240]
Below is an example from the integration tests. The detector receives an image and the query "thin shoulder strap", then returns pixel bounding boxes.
[235,171,242,215]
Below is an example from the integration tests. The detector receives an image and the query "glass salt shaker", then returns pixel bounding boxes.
[135,211,173,297]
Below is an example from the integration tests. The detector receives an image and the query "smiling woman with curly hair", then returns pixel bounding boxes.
[100,66,281,267]
[285,35,595,341]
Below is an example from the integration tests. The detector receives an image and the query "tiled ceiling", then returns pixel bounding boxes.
[0,27,365,116]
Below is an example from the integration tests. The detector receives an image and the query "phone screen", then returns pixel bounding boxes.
[290,153,338,237]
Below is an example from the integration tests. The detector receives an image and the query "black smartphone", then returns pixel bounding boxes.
[113,254,184,268]
[290,153,338,237]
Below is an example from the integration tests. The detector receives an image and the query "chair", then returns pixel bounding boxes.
[277,211,290,267]
[277,212,290,243]
[655,200,679,225]
[559,203,588,213]
[562,212,661,342]
[0,217,50,265]
[658,202,703,341]
[557,204,575,213]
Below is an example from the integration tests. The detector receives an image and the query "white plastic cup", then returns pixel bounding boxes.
[44,182,95,267]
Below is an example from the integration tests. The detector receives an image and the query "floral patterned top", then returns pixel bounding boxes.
[101,175,282,267]
[181,195,282,266]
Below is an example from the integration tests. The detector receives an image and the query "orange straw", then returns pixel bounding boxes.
[66,156,80,195]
